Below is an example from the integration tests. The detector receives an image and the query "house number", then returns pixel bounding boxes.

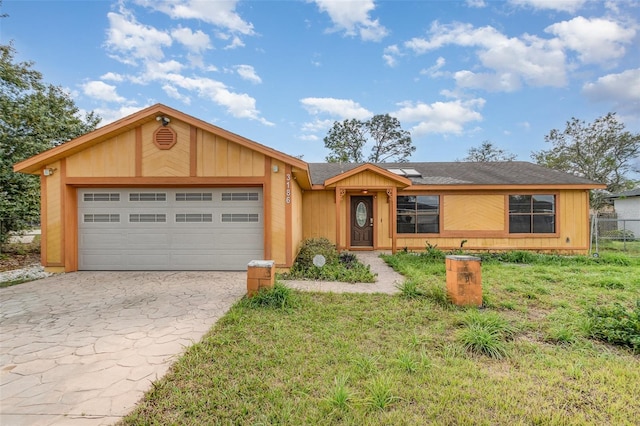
[285,173,291,204]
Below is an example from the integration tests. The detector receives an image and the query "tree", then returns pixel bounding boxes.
[324,119,367,163]
[0,43,100,243]
[462,141,517,162]
[324,114,414,163]
[531,113,640,208]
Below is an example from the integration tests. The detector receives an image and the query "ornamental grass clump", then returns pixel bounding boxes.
[457,310,516,359]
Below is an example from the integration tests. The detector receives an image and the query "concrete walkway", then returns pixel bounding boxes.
[0,252,402,425]
[0,271,246,425]
[284,251,403,294]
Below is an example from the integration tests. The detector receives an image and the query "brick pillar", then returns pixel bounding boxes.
[445,255,482,307]
[247,260,275,297]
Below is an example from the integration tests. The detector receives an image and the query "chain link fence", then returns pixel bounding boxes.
[590,213,640,257]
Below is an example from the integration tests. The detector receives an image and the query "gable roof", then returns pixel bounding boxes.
[323,163,411,188]
[14,104,309,178]
[309,161,605,188]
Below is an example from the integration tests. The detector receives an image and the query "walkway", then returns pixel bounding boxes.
[284,251,403,294]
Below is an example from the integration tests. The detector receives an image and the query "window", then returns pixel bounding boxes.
[84,214,119,223]
[221,213,259,223]
[509,195,555,234]
[83,193,120,202]
[221,192,259,201]
[129,193,166,202]
[176,213,213,223]
[397,195,439,234]
[176,192,213,201]
[129,214,166,223]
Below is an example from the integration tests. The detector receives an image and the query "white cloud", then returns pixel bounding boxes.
[383,44,401,67]
[94,104,150,127]
[81,81,126,103]
[312,0,388,41]
[545,17,636,65]
[171,27,212,53]
[420,57,447,77]
[100,72,126,82]
[466,0,487,7]
[393,98,485,136]
[300,97,373,120]
[134,0,254,35]
[582,68,640,111]
[508,0,587,13]
[236,65,262,84]
[106,9,172,64]
[162,73,272,125]
[162,84,191,105]
[404,22,567,91]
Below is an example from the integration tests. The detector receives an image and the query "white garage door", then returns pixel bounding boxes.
[78,188,263,271]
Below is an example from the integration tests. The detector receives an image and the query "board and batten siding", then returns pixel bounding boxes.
[41,115,273,272]
[301,188,591,254]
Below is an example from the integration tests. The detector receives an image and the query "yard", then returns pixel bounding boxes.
[122,250,639,424]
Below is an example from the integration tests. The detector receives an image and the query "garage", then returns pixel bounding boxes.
[78,187,263,271]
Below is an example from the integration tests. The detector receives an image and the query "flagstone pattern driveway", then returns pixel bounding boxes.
[0,271,246,425]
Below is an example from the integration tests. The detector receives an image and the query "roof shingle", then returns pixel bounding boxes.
[308,161,602,186]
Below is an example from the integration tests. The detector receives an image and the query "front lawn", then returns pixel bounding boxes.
[122,251,639,425]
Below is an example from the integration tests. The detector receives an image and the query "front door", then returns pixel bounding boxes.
[350,196,373,247]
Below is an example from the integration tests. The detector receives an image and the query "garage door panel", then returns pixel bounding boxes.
[78,188,263,270]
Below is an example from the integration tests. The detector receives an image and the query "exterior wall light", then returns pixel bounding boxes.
[43,168,56,176]
[272,165,279,173]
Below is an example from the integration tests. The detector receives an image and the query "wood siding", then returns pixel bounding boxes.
[302,189,591,254]
[42,116,272,272]
[444,195,504,231]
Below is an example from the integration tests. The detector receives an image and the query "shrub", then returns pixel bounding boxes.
[292,238,339,273]
[585,300,640,353]
[284,238,376,283]
[601,229,635,241]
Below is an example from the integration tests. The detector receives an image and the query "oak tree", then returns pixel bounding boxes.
[0,43,100,242]
[324,114,414,163]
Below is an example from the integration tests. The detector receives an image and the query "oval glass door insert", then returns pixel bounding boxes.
[356,202,367,227]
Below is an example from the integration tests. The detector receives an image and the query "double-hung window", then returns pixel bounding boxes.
[397,195,440,234]
[509,195,555,234]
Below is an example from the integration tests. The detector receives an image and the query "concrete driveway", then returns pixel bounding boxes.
[0,271,246,425]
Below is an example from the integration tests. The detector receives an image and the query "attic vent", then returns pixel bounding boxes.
[153,126,177,150]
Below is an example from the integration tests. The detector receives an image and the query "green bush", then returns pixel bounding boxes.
[601,229,635,241]
[284,238,376,283]
[585,300,640,353]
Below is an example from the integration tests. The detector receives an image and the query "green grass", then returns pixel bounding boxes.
[121,251,640,425]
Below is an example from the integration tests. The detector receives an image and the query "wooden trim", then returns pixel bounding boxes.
[406,184,604,191]
[40,171,47,267]
[504,192,560,238]
[324,163,411,187]
[135,126,142,177]
[263,159,272,260]
[390,187,397,253]
[64,176,265,186]
[64,183,78,272]
[59,159,67,270]
[190,125,197,177]
[285,164,293,265]
[14,104,310,180]
[335,187,343,250]
[377,244,590,252]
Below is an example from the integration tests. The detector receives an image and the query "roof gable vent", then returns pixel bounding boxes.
[153,126,177,150]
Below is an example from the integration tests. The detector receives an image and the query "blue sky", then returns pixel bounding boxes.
[2,0,639,165]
